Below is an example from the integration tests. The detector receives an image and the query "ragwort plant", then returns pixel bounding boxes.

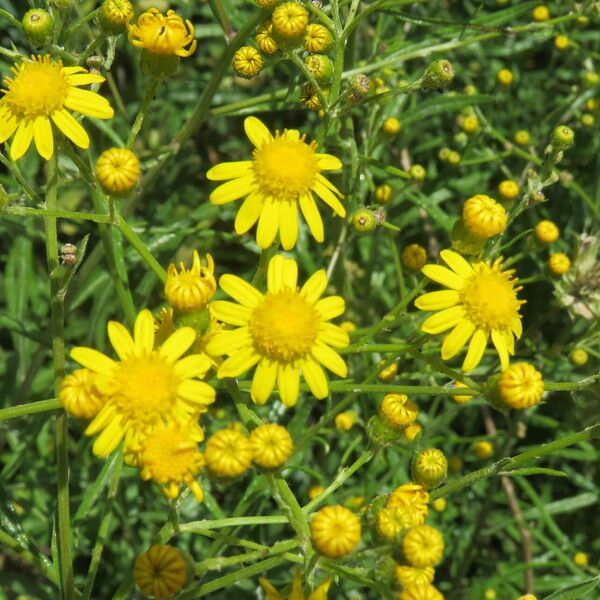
[0,0,599,599]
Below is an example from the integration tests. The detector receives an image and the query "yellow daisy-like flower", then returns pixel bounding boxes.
[70,309,215,458]
[380,393,418,428]
[128,8,196,57]
[206,117,345,250]
[138,422,205,502]
[498,363,544,409]
[259,569,332,600]
[311,505,361,558]
[165,252,217,312]
[0,55,113,161]
[415,249,525,372]
[403,525,444,568]
[399,584,444,600]
[249,422,293,469]
[206,255,349,407]
[134,544,188,599]
[394,564,435,588]
[204,426,253,478]
[95,147,140,195]
[59,368,104,419]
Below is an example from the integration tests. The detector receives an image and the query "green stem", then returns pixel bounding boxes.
[44,156,75,600]
[3,205,112,223]
[63,7,101,37]
[180,515,289,532]
[78,34,107,65]
[287,51,327,110]
[126,78,162,148]
[0,398,61,422]
[326,382,479,395]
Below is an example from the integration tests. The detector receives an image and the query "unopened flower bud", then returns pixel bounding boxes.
[421,59,455,90]
[351,208,377,233]
[374,184,393,205]
[304,54,333,83]
[350,73,371,97]
[551,125,574,151]
[412,448,448,489]
[22,9,54,45]
[409,164,426,181]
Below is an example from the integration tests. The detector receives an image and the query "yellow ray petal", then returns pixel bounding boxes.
[301,359,329,399]
[301,269,327,303]
[217,346,261,378]
[177,380,216,404]
[174,354,212,379]
[278,363,300,407]
[511,317,522,337]
[219,274,263,307]
[316,153,342,170]
[64,87,114,119]
[313,180,346,216]
[159,327,196,362]
[279,200,298,250]
[107,320,135,359]
[315,173,343,196]
[258,578,284,600]
[0,108,18,143]
[414,290,460,311]
[250,359,278,405]
[315,296,345,320]
[491,328,510,370]
[51,109,89,148]
[422,264,464,290]
[440,249,474,278]
[134,309,155,354]
[299,193,324,243]
[206,160,253,181]
[312,342,347,377]
[318,322,350,348]
[32,115,53,160]
[10,119,34,160]
[67,73,106,86]
[91,419,124,458]
[205,327,252,356]
[71,346,117,375]
[209,176,255,205]
[209,300,252,326]
[244,116,273,148]
[85,403,117,435]
[256,198,280,249]
[290,569,305,600]
[234,192,263,234]
[441,319,476,360]
[309,577,332,600]
[462,329,488,372]
[268,254,298,293]
[421,305,464,334]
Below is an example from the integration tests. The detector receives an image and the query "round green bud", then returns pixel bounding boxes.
[454,132,469,147]
[551,125,575,151]
[22,9,54,45]
[569,348,588,366]
[304,54,333,84]
[409,164,426,181]
[422,59,455,90]
[447,150,461,165]
[350,73,372,97]
[351,208,377,233]
[438,147,451,161]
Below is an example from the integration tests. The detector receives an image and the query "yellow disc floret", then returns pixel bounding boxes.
[463,195,507,238]
[134,545,187,599]
[95,147,140,195]
[204,426,253,478]
[311,505,361,558]
[249,423,293,469]
[402,525,444,568]
[498,363,544,409]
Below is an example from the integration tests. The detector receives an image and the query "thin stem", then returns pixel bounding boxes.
[79,34,107,65]
[63,7,101,37]
[126,78,162,148]
[0,398,61,422]
[44,156,75,600]
[0,8,22,28]
[3,205,112,223]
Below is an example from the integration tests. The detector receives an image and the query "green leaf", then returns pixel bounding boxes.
[500,467,567,477]
[401,94,496,126]
[543,577,600,600]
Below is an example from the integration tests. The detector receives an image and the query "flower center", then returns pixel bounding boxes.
[461,268,520,330]
[250,290,319,362]
[253,135,319,201]
[114,354,178,421]
[4,57,69,118]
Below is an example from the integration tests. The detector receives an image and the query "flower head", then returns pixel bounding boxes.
[498,363,544,409]
[548,252,571,275]
[206,117,344,250]
[472,440,493,459]
[232,47,264,78]
[534,220,559,243]
[532,5,550,21]
[514,130,530,145]
[128,9,196,57]
[311,505,361,558]
[335,411,357,430]
[204,426,253,478]
[59,368,104,419]
[496,68,513,86]
[388,483,429,518]
[402,525,444,568]
[380,393,418,428]
[382,117,401,136]
[399,585,444,600]
[412,449,447,490]
[451,381,472,404]
[404,423,422,441]
[394,565,435,588]
[498,180,519,201]
[259,569,332,600]
[462,195,507,239]
[249,423,293,469]
[165,252,216,312]
[376,504,422,540]
[303,23,332,53]
[402,244,427,270]
[573,551,589,567]
[95,147,140,195]
[206,255,349,407]
[0,55,113,161]
[134,545,188,599]
[138,422,205,501]
[70,309,215,457]
[415,249,525,371]
[256,22,278,55]
[100,0,134,33]
[432,498,447,512]
[271,2,309,43]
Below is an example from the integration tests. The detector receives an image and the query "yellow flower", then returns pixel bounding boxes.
[412,449,447,490]
[376,504,423,539]
[259,569,332,600]
[340,320,356,333]
[100,0,134,33]
[532,5,549,21]
[138,422,205,501]
[374,183,393,205]
[573,551,589,567]
[377,360,398,382]
[432,498,446,512]
[496,68,513,86]
[514,130,530,145]
[402,244,427,270]
[206,117,344,249]
[388,483,429,519]
[308,485,325,500]
[249,423,293,469]
[472,440,493,459]
[380,393,418,428]
[311,505,361,558]
[569,348,588,366]
[394,564,435,588]
[451,381,472,404]
[415,249,525,372]
[498,180,519,201]
[498,363,544,409]
[165,251,216,312]
[256,22,278,55]
[402,525,444,568]
[128,9,196,57]
[484,589,497,600]
[299,83,324,111]
[461,115,479,133]
[232,46,264,78]
[204,426,253,478]
[399,584,444,600]
[335,411,357,430]
[554,35,569,50]
[271,2,309,42]
[59,368,104,419]
[207,255,349,407]
[404,423,422,441]
[70,309,215,458]
[462,195,507,239]
[548,253,570,275]
[95,147,140,195]
[303,23,332,53]
[534,220,559,243]
[134,545,188,599]
[383,117,401,136]
[0,55,113,161]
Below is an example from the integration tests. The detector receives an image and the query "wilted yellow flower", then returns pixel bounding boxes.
[249,423,293,469]
[95,147,140,195]
[402,525,444,568]
[498,363,544,409]
[134,545,187,599]
[59,368,104,419]
[204,426,253,478]
[311,505,361,558]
